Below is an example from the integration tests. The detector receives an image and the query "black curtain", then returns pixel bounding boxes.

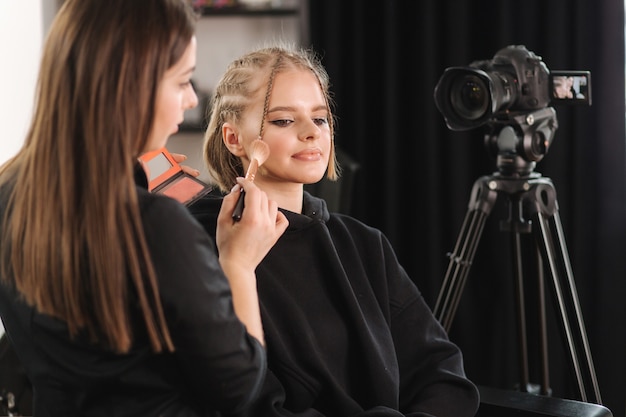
[307,1,626,416]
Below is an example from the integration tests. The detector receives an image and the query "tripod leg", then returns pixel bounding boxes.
[530,181,602,404]
[505,193,553,396]
[535,246,552,396]
[435,208,488,330]
[511,230,531,392]
[551,211,602,402]
[502,194,534,393]
[435,176,498,331]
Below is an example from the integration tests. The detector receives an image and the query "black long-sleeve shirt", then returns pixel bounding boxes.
[189,191,479,417]
[0,169,266,417]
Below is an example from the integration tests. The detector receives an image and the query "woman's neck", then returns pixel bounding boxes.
[258,181,304,214]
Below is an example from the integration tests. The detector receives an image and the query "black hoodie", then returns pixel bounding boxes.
[189,191,479,417]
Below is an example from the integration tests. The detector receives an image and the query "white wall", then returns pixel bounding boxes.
[0,0,45,165]
[0,0,46,337]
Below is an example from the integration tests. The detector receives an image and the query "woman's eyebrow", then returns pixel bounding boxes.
[268,104,327,113]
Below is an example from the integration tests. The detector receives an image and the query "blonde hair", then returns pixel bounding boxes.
[0,0,197,353]
[203,44,339,193]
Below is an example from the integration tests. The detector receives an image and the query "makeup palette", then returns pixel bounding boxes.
[139,147,212,206]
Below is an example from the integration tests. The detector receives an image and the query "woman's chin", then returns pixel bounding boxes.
[303,174,326,185]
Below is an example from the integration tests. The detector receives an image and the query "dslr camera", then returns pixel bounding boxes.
[433,45,591,131]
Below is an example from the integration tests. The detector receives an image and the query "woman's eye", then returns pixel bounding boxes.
[313,117,328,126]
[270,119,293,127]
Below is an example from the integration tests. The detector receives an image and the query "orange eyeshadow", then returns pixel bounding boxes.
[161,176,205,204]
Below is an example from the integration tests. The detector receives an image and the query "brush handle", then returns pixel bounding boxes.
[246,158,259,181]
[232,188,245,221]
[232,158,260,222]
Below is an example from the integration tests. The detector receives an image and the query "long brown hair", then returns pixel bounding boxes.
[0,0,197,353]
[203,44,339,193]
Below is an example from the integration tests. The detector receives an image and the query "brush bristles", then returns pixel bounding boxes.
[250,140,270,166]
[245,140,270,180]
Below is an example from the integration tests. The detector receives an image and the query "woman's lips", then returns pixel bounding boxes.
[292,149,322,161]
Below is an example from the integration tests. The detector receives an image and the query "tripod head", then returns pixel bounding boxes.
[483,107,558,178]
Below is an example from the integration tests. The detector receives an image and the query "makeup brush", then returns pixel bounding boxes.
[232,139,270,221]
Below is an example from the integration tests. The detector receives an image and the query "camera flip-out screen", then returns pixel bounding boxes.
[550,71,591,106]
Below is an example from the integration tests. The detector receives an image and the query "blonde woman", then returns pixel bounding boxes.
[190,45,479,417]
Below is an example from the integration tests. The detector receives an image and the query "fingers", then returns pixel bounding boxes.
[267,199,289,232]
[170,152,200,177]
[170,152,187,163]
[221,178,263,219]
[180,165,200,177]
[221,182,243,214]
[234,179,268,222]
[216,178,288,270]
[221,178,288,231]
[274,210,289,233]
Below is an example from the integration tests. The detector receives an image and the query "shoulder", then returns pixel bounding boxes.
[327,212,385,241]
[137,186,193,222]
[136,186,208,244]
[136,188,227,298]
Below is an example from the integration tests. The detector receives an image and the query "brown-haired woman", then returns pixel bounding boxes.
[0,1,287,416]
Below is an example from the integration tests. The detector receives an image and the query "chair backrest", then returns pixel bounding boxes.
[476,385,613,417]
[304,148,360,215]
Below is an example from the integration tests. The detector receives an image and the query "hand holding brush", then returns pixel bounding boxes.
[232,139,270,221]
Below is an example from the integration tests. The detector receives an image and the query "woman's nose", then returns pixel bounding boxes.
[185,87,199,110]
[300,120,321,141]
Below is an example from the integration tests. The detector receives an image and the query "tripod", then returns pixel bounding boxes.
[433,108,602,404]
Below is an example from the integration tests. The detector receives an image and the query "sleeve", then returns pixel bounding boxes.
[142,196,266,414]
[380,235,480,417]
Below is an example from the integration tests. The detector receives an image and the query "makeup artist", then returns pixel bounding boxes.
[188,44,480,417]
[0,1,287,416]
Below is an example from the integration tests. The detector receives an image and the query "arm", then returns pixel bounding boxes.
[169,153,287,343]
[379,235,479,417]
[142,183,286,413]
[216,178,288,345]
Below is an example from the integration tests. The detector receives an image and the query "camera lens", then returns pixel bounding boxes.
[434,67,497,130]
[450,74,490,120]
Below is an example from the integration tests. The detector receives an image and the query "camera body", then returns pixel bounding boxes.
[434,45,591,131]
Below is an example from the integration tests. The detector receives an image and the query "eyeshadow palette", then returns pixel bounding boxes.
[139,147,212,206]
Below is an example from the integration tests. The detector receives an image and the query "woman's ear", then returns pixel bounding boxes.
[222,123,246,157]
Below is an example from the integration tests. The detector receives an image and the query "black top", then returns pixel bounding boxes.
[0,167,266,417]
[189,191,480,417]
